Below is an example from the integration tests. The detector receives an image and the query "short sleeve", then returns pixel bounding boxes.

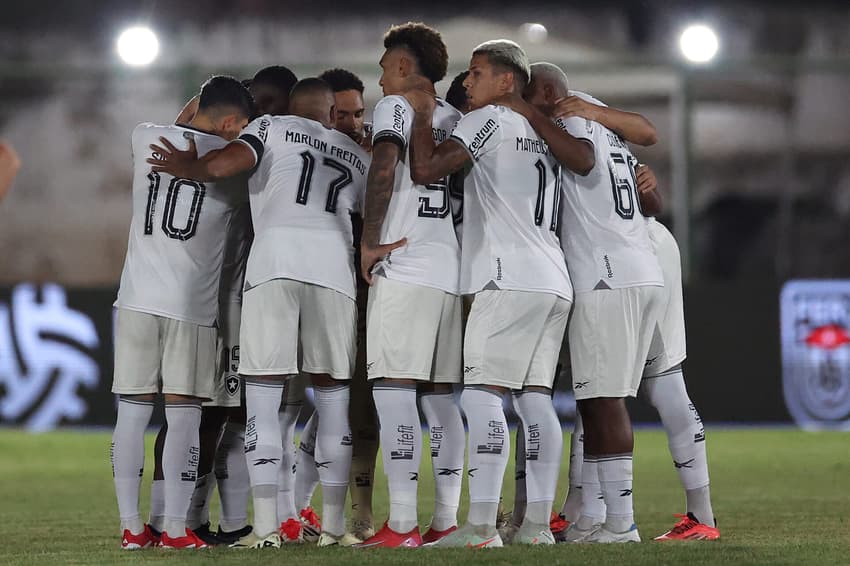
[450,106,501,161]
[555,116,595,146]
[371,96,411,151]
[236,115,272,166]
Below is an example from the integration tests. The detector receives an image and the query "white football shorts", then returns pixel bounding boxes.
[569,285,664,400]
[112,307,216,399]
[644,221,687,378]
[366,276,462,383]
[239,279,356,380]
[463,290,571,390]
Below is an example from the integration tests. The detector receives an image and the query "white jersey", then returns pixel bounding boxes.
[371,95,461,294]
[558,91,663,293]
[219,199,252,305]
[116,123,243,326]
[237,114,369,300]
[450,105,573,301]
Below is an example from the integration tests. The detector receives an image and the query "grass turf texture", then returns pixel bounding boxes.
[0,428,848,565]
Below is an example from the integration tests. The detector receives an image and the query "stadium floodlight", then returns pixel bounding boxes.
[679,24,719,64]
[116,26,159,66]
[521,22,548,44]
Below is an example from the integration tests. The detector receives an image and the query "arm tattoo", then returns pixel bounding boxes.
[362,143,399,247]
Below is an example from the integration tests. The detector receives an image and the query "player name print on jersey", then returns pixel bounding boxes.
[237,115,369,299]
[370,95,462,294]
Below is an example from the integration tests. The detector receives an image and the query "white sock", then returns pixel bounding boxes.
[373,383,420,533]
[598,454,634,533]
[295,412,320,510]
[215,421,250,532]
[148,479,165,532]
[561,415,584,522]
[642,369,714,525]
[577,456,606,528]
[163,403,202,538]
[186,473,215,529]
[460,388,508,528]
[420,391,464,531]
[244,380,285,537]
[514,391,562,525]
[313,384,353,537]
[111,398,154,534]
[511,416,527,526]
[277,403,301,522]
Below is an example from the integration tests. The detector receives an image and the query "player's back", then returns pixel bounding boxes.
[116,123,242,326]
[371,95,461,294]
[451,105,572,301]
[558,94,662,293]
[240,114,369,299]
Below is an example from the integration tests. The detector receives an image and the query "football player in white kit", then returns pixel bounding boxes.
[519,63,719,542]
[110,76,255,550]
[355,22,465,548]
[404,39,594,548]
[147,67,300,547]
[503,61,665,543]
[638,173,720,541]
[148,78,370,548]
[278,67,380,543]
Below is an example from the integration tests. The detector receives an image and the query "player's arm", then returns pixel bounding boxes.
[496,93,595,176]
[554,95,658,147]
[635,163,663,216]
[0,140,21,202]
[406,92,471,185]
[174,96,200,124]
[147,137,255,182]
[360,141,409,283]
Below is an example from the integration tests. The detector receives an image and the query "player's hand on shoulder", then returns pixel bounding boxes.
[553,95,600,122]
[360,238,407,285]
[147,136,198,178]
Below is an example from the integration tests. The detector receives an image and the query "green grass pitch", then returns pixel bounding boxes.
[1,428,848,565]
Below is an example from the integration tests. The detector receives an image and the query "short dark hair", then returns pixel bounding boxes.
[198,75,255,119]
[251,65,298,94]
[383,22,448,84]
[290,77,333,99]
[318,68,365,94]
[445,70,469,112]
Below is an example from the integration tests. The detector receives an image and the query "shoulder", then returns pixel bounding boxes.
[436,98,462,119]
[132,122,166,144]
[569,90,607,108]
[375,94,411,113]
[456,105,502,133]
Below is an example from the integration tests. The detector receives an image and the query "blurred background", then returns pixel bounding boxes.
[1,0,849,431]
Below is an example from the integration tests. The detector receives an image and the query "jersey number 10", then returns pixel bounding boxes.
[144,172,206,241]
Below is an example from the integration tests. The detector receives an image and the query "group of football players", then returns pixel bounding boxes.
[110,20,719,550]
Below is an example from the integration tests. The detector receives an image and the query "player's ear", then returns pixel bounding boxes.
[543,83,555,104]
[399,54,414,78]
[329,104,337,127]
